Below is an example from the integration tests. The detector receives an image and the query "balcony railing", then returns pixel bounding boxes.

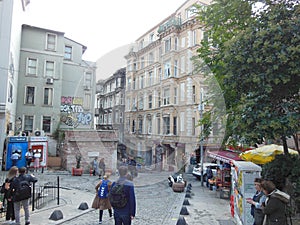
[158,17,182,34]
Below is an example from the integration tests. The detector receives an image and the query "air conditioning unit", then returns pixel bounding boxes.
[46,78,54,84]
[83,85,90,90]
[34,130,45,136]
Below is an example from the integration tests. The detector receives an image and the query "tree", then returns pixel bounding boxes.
[195,0,300,154]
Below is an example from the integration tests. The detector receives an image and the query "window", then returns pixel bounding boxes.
[140,75,144,89]
[174,60,178,77]
[46,33,56,51]
[163,88,170,105]
[45,61,54,77]
[163,116,170,134]
[141,57,145,69]
[42,116,51,133]
[64,46,72,60]
[165,37,171,52]
[27,58,37,75]
[186,6,196,19]
[138,117,143,134]
[164,60,171,78]
[24,115,33,132]
[25,86,35,104]
[193,85,196,103]
[149,33,154,43]
[83,94,91,109]
[148,95,152,109]
[193,30,197,46]
[149,52,154,64]
[147,116,152,134]
[43,88,53,106]
[139,39,144,49]
[127,78,131,91]
[8,82,13,103]
[175,37,178,50]
[127,60,132,71]
[174,87,178,104]
[108,113,112,124]
[148,71,153,86]
[158,68,162,81]
[158,91,161,107]
[132,120,135,133]
[85,72,92,88]
[173,117,177,135]
[157,117,161,134]
[119,112,123,123]
[139,96,143,110]
[133,78,136,90]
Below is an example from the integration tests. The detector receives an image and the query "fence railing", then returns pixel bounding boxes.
[0,176,60,217]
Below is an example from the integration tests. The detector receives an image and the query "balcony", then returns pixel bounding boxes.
[158,17,182,34]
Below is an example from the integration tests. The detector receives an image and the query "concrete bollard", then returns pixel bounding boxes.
[49,209,63,221]
[176,216,188,225]
[78,202,89,210]
[180,206,189,215]
[183,198,190,205]
[185,193,192,198]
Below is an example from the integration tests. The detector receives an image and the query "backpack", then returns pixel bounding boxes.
[14,180,31,202]
[98,180,109,199]
[108,182,128,208]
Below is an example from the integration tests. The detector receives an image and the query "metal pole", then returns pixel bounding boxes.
[57,176,59,205]
[32,181,35,211]
[200,88,204,187]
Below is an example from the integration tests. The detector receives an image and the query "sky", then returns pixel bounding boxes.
[24,0,187,80]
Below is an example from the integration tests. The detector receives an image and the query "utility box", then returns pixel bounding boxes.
[230,161,262,225]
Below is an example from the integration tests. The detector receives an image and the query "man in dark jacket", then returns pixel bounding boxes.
[11,167,38,225]
[111,166,136,225]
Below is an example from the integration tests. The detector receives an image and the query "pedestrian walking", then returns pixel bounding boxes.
[109,166,136,225]
[11,167,38,225]
[91,157,100,176]
[99,158,106,179]
[261,180,290,225]
[33,150,41,172]
[0,166,18,222]
[92,175,113,224]
[246,178,266,225]
[25,148,33,172]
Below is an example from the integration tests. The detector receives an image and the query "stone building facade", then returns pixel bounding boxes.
[123,0,223,171]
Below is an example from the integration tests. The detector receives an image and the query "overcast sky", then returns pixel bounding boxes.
[24,0,187,63]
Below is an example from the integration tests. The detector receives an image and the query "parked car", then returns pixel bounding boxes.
[192,162,219,181]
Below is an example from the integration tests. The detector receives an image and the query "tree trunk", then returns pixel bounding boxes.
[281,136,289,155]
[292,133,299,154]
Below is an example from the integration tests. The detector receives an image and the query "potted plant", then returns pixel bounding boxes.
[72,154,83,176]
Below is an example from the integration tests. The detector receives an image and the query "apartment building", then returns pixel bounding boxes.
[95,68,126,158]
[123,0,223,171]
[16,24,96,136]
[0,0,30,157]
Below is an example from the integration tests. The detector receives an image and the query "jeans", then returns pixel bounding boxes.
[14,199,30,225]
[114,212,131,225]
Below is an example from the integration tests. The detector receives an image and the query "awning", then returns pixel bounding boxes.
[207,150,243,164]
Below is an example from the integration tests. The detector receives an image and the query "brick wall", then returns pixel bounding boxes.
[60,130,119,174]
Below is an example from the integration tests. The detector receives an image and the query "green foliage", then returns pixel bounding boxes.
[195,0,300,148]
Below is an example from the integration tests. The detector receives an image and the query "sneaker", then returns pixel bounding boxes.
[99,221,102,224]
[25,222,30,225]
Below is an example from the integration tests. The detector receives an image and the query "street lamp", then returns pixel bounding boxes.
[198,88,204,187]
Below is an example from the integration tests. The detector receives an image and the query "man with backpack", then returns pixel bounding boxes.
[109,166,136,225]
[11,167,38,225]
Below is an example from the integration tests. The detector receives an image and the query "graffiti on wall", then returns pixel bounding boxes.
[60,96,92,127]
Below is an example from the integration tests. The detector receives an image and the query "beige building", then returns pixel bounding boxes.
[124,0,224,171]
